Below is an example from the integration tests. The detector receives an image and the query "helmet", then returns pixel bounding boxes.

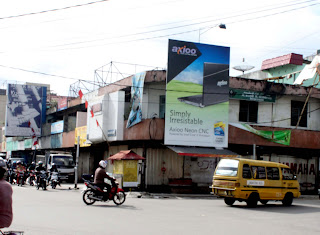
[17,161,21,165]
[99,160,107,169]
[0,157,7,178]
[38,161,43,166]
[0,157,6,168]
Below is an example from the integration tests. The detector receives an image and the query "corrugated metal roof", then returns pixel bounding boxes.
[261,53,303,70]
[167,146,238,157]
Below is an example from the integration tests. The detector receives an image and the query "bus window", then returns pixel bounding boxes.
[281,168,295,180]
[267,167,280,180]
[242,164,252,179]
[251,166,266,179]
[215,159,239,176]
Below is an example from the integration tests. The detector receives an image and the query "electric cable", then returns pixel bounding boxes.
[0,0,110,20]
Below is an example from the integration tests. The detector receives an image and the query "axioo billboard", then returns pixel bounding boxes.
[165,39,230,148]
[5,84,47,137]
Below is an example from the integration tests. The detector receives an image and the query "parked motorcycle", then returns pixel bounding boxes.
[26,170,36,186]
[82,175,126,206]
[36,170,48,190]
[49,172,61,189]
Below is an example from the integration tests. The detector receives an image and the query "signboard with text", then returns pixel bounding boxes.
[165,39,230,147]
[229,88,276,102]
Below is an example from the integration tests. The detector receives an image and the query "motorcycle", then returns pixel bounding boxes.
[49,172,61,189]
[36,170,48,190]
[8,169,16,184]
[26,170,36,186]
[82,175,126,206]
[16,170,26,186]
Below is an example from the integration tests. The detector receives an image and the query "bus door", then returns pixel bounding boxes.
[266,167,282,199]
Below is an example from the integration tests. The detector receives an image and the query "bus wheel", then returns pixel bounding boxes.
[282,193,293,206]
[260,200,268,205]
[246,193,259,208]
[224,197,235,206]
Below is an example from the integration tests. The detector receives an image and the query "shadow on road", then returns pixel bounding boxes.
[90,204,138,210]
[230,203,320,214]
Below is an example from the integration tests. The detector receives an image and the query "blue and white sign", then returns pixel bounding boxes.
[51,120,64,134]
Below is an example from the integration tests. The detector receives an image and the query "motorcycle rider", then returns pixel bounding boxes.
[15,161,26,184]
[48,163,59,185]
[94,160,113,195]
[35,161,46,184]
[15,161,26,173]
[28,162,36,171]
[8,161,17,184]
[27,162,36,185]
[0,157,13,229]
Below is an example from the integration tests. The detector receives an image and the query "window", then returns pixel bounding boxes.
[291,100,307,127]
[281,168,295,180]
[251,166,266,179]
[159,95,166,119]
[239,100,258,123]
[242,164,252,179]
[267,167,280,180]
[215,159,239,176]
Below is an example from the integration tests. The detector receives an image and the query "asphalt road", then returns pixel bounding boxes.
[2,183,320,235]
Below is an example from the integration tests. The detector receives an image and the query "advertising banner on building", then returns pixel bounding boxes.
[165,39,230,147]
[57,97,68,111]
[51,120,64,134]
[75,126,91,147]
[231,123,291,146]
[126,72,146,128]
[5,84,47,137]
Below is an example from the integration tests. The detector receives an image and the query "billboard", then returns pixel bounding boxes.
[165,39,230,148]
[126,72,146,128]
[5,84,47,137]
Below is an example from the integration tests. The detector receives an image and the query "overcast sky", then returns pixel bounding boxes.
[0,0,319,96]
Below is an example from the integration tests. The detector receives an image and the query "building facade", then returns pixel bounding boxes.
[1,53,320,194]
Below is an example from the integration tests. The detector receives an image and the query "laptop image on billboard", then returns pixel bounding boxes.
[177,62,229,107]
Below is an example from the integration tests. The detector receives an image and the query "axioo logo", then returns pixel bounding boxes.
[172,45,197,56]
[217,80,228,87]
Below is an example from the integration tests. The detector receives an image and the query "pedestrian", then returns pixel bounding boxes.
[0,157,13,229]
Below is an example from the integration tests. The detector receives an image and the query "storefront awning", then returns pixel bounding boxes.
[108,150,145,160]
[167,146,239,158]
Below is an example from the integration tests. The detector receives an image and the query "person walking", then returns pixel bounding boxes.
[0,157,13,229]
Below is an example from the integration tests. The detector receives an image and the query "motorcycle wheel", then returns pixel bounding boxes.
[42,182,47,190]
[51,182,56,189]
[113,191,126,205]
[83,189,96,205]
[36,183,40,190]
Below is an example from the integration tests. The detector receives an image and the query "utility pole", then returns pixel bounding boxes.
[74,135,80,189]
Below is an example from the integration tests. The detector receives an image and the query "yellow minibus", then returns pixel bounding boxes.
[212,158,300,207]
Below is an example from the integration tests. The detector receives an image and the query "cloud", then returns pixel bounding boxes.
[174,69,203,85]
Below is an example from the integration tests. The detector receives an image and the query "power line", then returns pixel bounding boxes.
[0,0,109,20]
[45,0,320,50]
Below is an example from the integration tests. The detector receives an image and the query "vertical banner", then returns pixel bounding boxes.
[165,39,230,148]
[126,72,146,128]
[5,84,47,137]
